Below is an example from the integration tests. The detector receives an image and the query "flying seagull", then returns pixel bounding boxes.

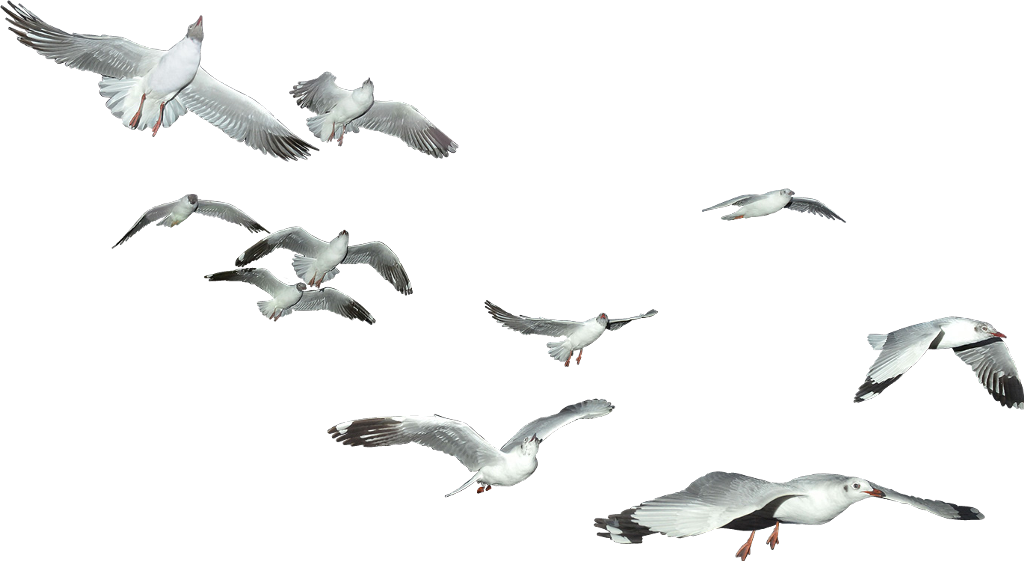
[4,3,315,160]
[205,268,374,323]
[595,471,982,560]
[484,301,657,366]
[290,73,457,158]
[112,194,266,247]
[235,227,412,293]
[855,317,1022,409]
[327,399,613,496]
[702,189,844,222]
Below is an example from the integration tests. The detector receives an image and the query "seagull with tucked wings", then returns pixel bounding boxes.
[484,301,658,367]
[702,189,844,222]
[112,194,266,247]
[328,399,614,496]
[205,268,374,323]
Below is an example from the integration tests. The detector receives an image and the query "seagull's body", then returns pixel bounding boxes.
[702,189,845,222]
[855,317,1022,408]
[595,471,983,559]
[112,194,266,247]
[290,73,457,158]
[205,268,374,323]
[327,399,614,495]
[4,3,315,159]
[234,227,412,293]
[484,301,657,366]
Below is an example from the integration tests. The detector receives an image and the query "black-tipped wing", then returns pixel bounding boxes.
[289,71,348,114]
[952,338,1023,409]
[204,268,290,296]
[607,310,658,331]
[784,197,845,222]
[235,227,328,266]
[484,300,582,337]
[350,100,458,158]
[294,288,375,324]
[111,200,175,247]
[342,242,412,295]
[195,200,267,233]
[499,399,614,453]
[869,482,984,520]
[854,321,943,402]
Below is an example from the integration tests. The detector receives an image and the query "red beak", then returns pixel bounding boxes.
[864,488,885,498]
[196,16,203,26]
[993,332,1006,338]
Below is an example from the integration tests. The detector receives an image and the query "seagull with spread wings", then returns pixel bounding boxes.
[702,189,844,221]
[112,194,266,247]
[205,268,374,323]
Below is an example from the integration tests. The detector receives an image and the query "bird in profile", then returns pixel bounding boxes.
[702,189,844,221]
[327,399,614,496]
[205,268,374,323]
[4,3,315,160]
[595,471,983,559]
[290,72,457,158]
[112,194,266,247]
[234,227,412,293]
[484,301,657,366]
[855,317,1021,409]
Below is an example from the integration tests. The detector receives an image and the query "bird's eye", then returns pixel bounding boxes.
[853,483,860,489]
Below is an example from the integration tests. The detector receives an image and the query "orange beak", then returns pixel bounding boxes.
[864,488,885,498]
[993,332,1007,338]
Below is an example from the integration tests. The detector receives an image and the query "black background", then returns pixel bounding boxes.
[6,2,1015,556]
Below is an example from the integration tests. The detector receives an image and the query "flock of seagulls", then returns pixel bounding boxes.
[7,3,1016,559]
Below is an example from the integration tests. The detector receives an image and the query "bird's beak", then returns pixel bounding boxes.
[863,488,885,498]
[196,16,203,26]
[993,332,1007,338]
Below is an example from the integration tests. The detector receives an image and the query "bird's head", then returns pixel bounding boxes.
[185,194,199,205]
[780,188,795,197]
[336,230,350,241]
[518,434,541,456]
[296,282,308,291]
[976,321,1006,339]
[597,313,609,326]
[187,16,204,42]
[841,477,884,502]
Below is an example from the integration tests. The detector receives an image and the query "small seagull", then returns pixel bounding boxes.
[112,194,266,247]
[484,301,657,366]
[205,268,374,323]
[327,399,614,496]
[702,189,844,222]
[234,227,412,293]
[290,73,457,158]
[595,471,983,559]
[855,317,1022,409]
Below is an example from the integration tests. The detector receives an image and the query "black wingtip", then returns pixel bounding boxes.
[327,426,339,435]
[954,504,984,520]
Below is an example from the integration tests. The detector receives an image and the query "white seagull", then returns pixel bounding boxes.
[702,189,844,222]
[4,3,315,160]
[290,72,457,158]
[484,301,657,367]
[855,317,1022,409]
[234,227,412,293]
[595,471,983,560]
[327,399,614,496]
[112,194,266,247]
[205,268,374,323]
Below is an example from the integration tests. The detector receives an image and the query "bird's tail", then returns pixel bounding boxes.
[98,77,186,130]
[257,300,291,320]
[291,256,338,285]
[306,114,333,142]
[867,334,887,350]
[594,508,654,544]
[546,339,574,362]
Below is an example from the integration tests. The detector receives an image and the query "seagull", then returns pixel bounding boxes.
[290,73,457,158]
[595,471,983,560]
[205,268,374,323]
[327,399,614,496]
[702,189,844,222]
[4,3,315,160]
[855,317,1022,409]
[112,194,266,247]
[234,227,412,293]
[484,301,657,367]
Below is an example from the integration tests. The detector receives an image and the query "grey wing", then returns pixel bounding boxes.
[701,195,756,212]
[630,472,800,538]
[289,71,349,114]
[327,414,502,471]
[952,338,1023,409]
[195,200,268,233]
[607,310,659,331]
[4,3,163,78]
[294,288,375,324]
[869,482,984,520]
[112,200,175,247]
[204,268,290,296]
[484,300,582,337]
[499,399,614,453]
[854,321,944,402]
[235,227,329,266]
[350,100,458,158]
[176,69,316,161]
[784,197,845,222]
[342,242,412,295]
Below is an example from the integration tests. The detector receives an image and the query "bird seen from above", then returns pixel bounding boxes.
[855,317,1021,409]
[112,194,266,248]
[327,399,614,496]
[290,72,458,158]
[702,189,845,222]
[484,301,657,366]
[4,3,315,160]
[205,268,374,323]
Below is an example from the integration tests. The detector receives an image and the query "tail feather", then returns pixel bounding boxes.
[98,77,186,130]
[257,300,291,319]
[306,114,332,142]
[546,339,573,362]
[594,508,653,544]
[292,255,338,285]
[867,334,887,350]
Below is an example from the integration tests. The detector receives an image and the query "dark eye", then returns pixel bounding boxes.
[853,483,860,489]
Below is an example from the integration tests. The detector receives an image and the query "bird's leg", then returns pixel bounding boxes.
[735,531,756,561]
[564,351,573,368]
[485,485,492,491]
[732,215,744,220]
[766,522,781,550]
[476,486,485,494]
[576,348,583,365]
[337,125,345,146]
[129,93,147,129]
[151,102,166,137]
[328,121,336,142]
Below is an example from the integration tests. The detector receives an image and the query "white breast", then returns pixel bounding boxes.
[147,38,201,98]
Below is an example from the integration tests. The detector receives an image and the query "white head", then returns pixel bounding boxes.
[186,16,204,42]
[974,321,1006,339]
[779,188,795,198]
[360,78,374,93]
[596,313,609,327]
[335,230,350,242]
[517,434,541,456]
[838,477,884,503]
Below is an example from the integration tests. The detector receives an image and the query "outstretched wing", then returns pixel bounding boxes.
[111,199,175,247]
[854,321,944,402]
[290,72,349,114]
[701,194,756,212]
[784,197,845,222]
[195,200,267,233]
[204,268,290,296]
[294,288,375,324]
[342,242,413,295]
[952,338,1023,409]
[868,482,985,520]
[499,399,614,453]
[235,227,329,266]
[607,310,659,331]
[350,100,458,158]
[484,300,582,337]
